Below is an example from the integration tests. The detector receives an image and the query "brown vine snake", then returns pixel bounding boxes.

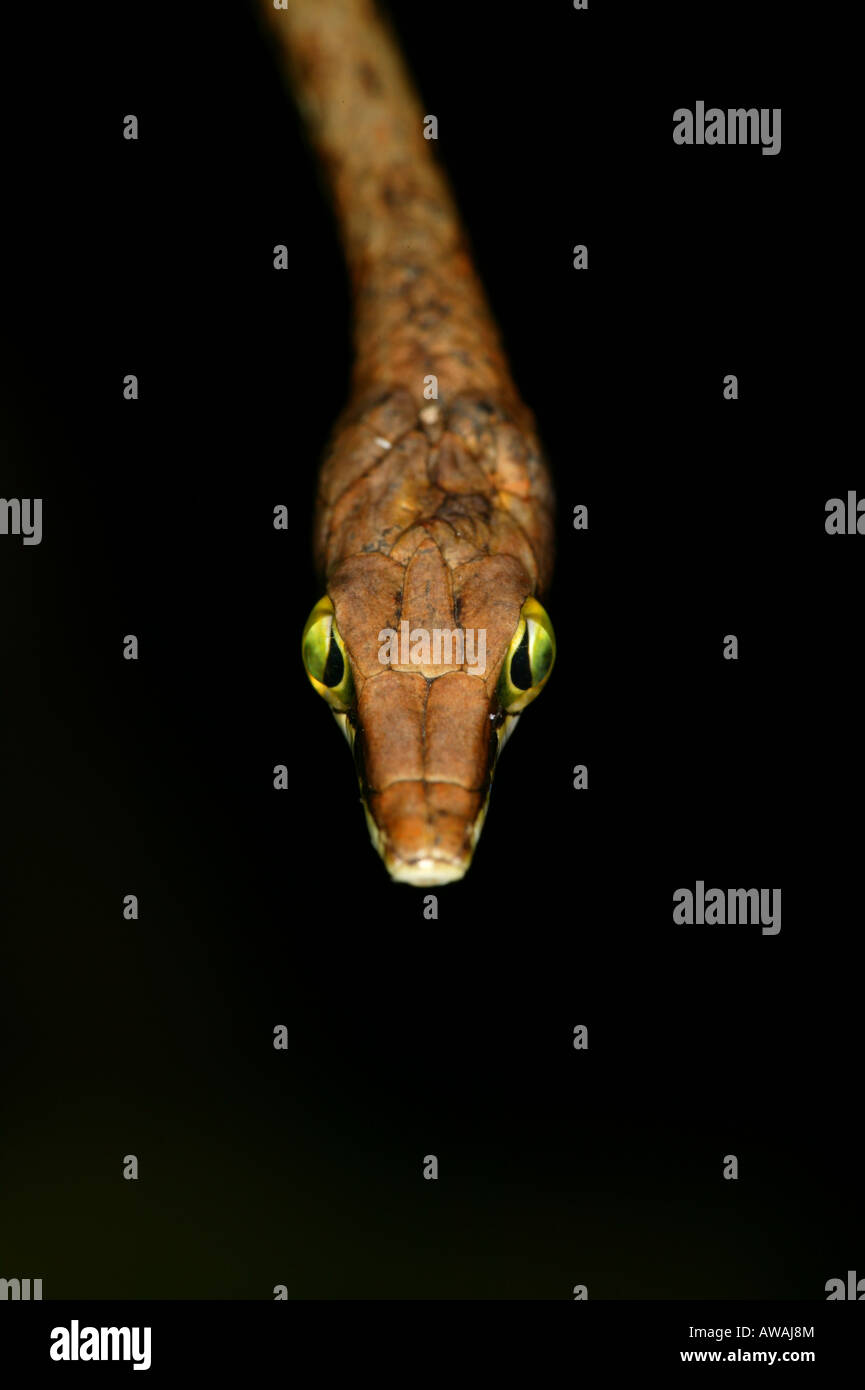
[258,0,556,885]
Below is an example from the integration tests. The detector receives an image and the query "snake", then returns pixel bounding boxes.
[259,0,557,886]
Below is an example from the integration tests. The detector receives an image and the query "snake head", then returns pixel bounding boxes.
[302,556,554,886]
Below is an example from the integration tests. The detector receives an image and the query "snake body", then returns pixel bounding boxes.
[260,0,556,885]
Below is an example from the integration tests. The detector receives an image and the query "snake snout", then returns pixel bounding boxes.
[366,778,490,887]
[357,670,495,886]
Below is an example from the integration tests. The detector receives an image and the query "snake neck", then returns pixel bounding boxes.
[259,0,525,413]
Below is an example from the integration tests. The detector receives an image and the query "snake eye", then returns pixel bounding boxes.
[497,596,556,713]
[302,595,355,711]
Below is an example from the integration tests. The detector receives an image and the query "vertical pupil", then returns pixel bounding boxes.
[509,624,533,690]
[322,633,345,688]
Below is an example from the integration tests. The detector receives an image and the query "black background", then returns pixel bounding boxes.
[1,0,860,1300]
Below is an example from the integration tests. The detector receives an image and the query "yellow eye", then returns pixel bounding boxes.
[497,596,556,713]
[301,596,355,711]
